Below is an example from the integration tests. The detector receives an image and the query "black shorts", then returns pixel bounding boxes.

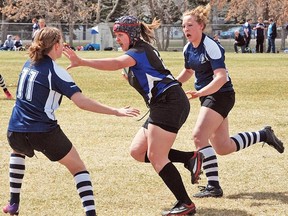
[143,85,190,133]
[7,125,72,161]
[200,91,235,118]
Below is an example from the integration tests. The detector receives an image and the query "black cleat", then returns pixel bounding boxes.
[161,200,196,216]
[193,185,223,198]
[262,126,284,153]
[184,152,204,184]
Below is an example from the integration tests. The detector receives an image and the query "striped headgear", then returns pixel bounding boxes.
[113,16,141,47]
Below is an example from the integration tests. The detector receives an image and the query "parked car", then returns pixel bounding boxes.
[220,26,255,39]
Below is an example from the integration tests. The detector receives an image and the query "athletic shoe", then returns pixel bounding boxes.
[161,200,196,216]
[262,126,284,153]
[193,185,223,198]
[184,152,204,184]
[4,89,13,100]
[3,203,19,215]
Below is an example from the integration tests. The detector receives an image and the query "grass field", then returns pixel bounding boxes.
[0,51,288,216]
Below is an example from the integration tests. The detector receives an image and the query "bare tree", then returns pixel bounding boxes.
[145,0,182,51]
[0,0,98,45]
[105,0,120,22]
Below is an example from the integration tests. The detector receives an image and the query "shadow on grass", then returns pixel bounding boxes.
[226,191,288,204]
[197,208,253,216]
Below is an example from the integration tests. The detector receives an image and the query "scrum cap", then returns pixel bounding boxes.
[113,16,141,46]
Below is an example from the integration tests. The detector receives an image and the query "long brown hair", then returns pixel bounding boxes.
[140,18,161,43]
[29,27,61,63]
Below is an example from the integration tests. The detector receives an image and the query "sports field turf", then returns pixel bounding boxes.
[0,51,287,215]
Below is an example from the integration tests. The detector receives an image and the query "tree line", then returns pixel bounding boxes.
[1,0,287,50]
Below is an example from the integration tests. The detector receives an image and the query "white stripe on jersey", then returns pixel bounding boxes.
[44,61,77,120]
[53,61,75,82]
[203,36,222,59]
[44,70,61,120]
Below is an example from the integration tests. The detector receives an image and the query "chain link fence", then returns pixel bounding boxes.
[1,22,287,52]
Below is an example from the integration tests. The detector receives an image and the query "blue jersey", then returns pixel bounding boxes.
[183,34,233,93]
[126,40,179,105]
[243,22,252,36]
[8,55,81,132]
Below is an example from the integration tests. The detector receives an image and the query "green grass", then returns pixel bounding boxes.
[0,51,288,216]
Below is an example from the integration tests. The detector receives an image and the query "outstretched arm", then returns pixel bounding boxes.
[71,92,140,117]
[63,47,136,71]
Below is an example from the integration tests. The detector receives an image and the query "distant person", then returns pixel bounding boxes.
[13,35,24,51]
[2,27,139,216]
[0,74,13,99]
[0,35,14,51]
[213,34,220,44]
[234,30,245,53]
[32,18,46,41]
[31,18,39,38]
[266,18,277,53]
[253,17,265,53]
[243,18,252,49]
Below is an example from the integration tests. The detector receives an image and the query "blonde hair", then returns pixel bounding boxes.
[183,4,211,30]
[140,18,161,43]
[38,18,45,24]
[29,27,61,63]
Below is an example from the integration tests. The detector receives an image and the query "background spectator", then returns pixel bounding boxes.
[243,18,252,49]
[31,18,39,38]
[213,34,221,44]
[267,18,277,53]
[13,35,24,51]
[32,18,46,40]
[0,35,14,51]
[234,30,245,53]
[254,17,265,53]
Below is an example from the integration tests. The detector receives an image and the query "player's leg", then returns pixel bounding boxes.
[0,74,13,99]
[210,119,284,155]
[147,124,196,215]
[192,107,224,198]
[30,126,96,216]
[129,127,148,162]
[130,125,203,188]
[3,152,25,215]
[3,131,35,215]
[58,146,96,216]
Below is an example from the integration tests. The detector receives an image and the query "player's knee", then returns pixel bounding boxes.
[192,133,206,149]
[146,151,159,164]
[129,146,144,162]
[213,147,229,155]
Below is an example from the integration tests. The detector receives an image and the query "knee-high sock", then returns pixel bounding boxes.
[9,153,25,204]
[0,74,8,91]
[74,171,96,216]
[231,130,266,151]
[199,146,220,188]
[159,162,192,205]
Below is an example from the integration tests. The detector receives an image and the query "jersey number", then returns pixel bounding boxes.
[17,67,38,101]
